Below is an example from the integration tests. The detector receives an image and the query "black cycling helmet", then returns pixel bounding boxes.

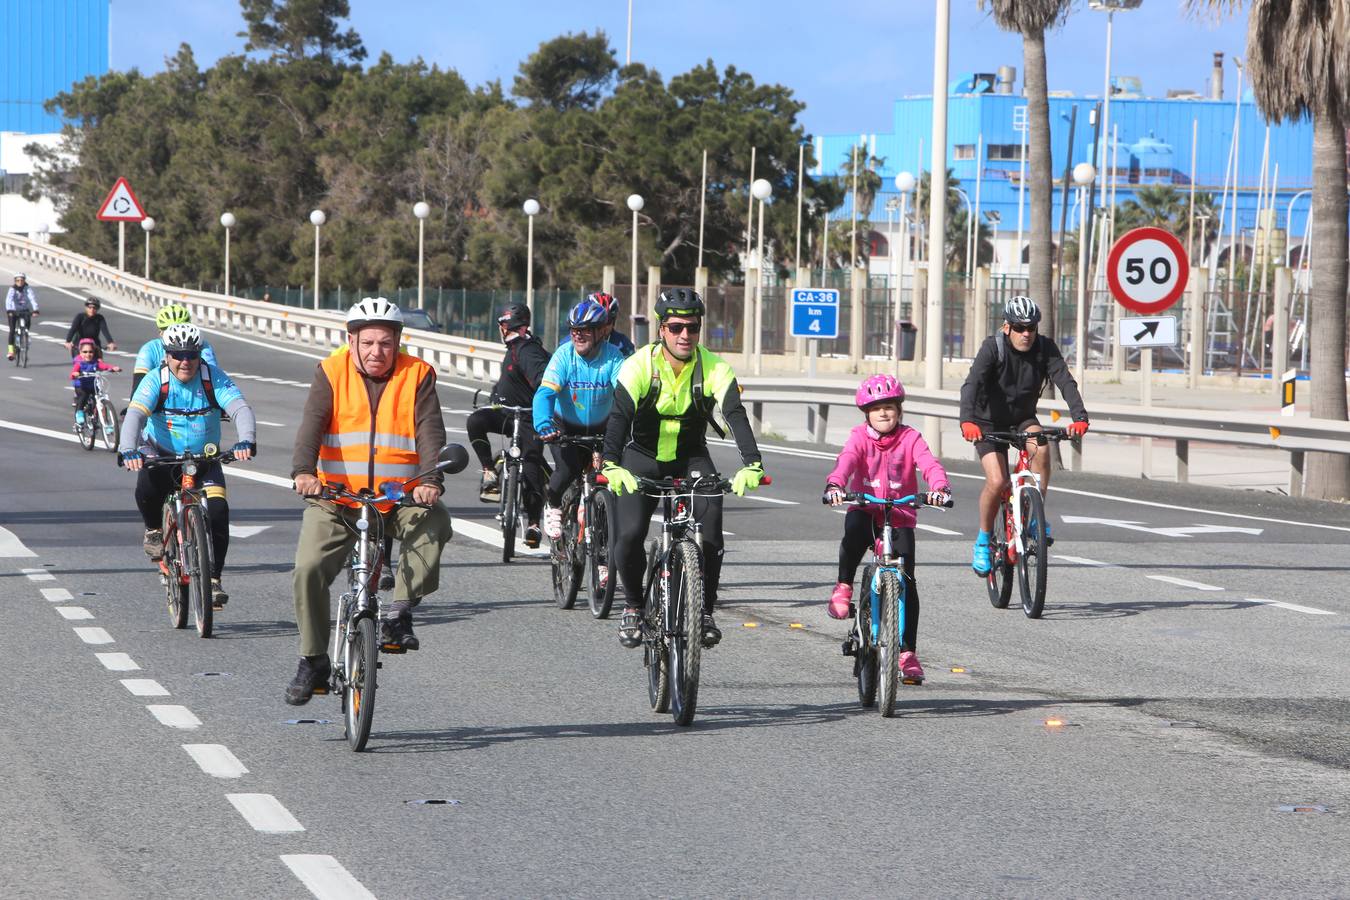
[1003,295,1042,326]
[655,288,705,321]
[84,297,101,310]
[497,302,531,330]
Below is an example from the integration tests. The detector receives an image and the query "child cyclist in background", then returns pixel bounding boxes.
[822,374,951,683]
[70,338,122,422]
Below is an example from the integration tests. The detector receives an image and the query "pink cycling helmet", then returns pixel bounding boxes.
[856,373,905,409]
[77,338,98,350]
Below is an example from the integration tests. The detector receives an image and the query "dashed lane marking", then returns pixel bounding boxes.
[55,606,94,620]
[257,420,288,427]
[915,523,961,536]
[1248,598,1336,616]
[146,705,201,729]
[281,854,377,900]
[41,587,73,601]
[228,525,272,538]
[739,493,799,506]
[1147,575,1225,591]
[95,652,140,671]
[1054,555,1113,567]
[451,516,549,558]
[73,626,113,644]
[120,678,170,697]
[227,793,305,833]
[9,375,31,382]
[21,566,55,581]
[183,744,249,779]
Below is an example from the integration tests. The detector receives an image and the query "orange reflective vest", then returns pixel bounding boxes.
[317,352,430,511]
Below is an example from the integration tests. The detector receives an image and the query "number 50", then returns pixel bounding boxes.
[1125,256,1172,285]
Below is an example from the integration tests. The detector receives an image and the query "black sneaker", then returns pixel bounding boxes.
[210,578,229,609]
[618,608,643,649]
[524,523,542,549]
[378,570,396,592]
[143,528,163,560]
[380,615,419,653]
[701,614,722,649]
[479,469,500,502]
[284,655,331,706]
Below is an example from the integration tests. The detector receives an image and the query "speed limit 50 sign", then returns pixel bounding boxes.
[1106,226,1190,315]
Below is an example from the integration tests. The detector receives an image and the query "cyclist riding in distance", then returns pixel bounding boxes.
[70,338,122,420]
[602,294,636,357]
[533,297,626,542]
[6,272,38,361]
[602,287,767,650]
[133,304,218,396]
[465,301,550,548]
[119,323,256,606]
[959,295,1089,576]
[64,296,117,358]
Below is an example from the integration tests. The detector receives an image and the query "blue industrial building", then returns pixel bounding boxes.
[0,0,109,134]
[816,63,1316,271]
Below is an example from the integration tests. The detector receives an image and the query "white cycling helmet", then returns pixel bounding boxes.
[1004,295,1042,326]
[162,323,203,352]
[346,296,404,332]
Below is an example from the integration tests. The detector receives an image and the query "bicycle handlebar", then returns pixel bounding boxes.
[595,472,773,494]
[982,427,1069,446]
[136,449,240,468]
[316,482,436,510]
[831,491,953,509]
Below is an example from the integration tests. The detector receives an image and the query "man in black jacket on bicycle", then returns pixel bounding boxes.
[959,296,1089,577]
[465,302,550,547]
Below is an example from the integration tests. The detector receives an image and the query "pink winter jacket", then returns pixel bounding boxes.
[825,423,950,528]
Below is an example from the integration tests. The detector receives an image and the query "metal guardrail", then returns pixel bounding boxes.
[0,234,510,382]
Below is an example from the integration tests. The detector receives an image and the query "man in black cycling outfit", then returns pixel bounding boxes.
[602,288,766,650]
[465,302,550,547]
[959,295,1089,576]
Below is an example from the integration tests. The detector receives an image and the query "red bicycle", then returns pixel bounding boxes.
[982,428,1069,619]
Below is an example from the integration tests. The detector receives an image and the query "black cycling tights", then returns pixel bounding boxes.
[611,449,724,615]
[135,466,230,579]
[837,508,919,652]
[544,422,605,506]
[465,406,545,520]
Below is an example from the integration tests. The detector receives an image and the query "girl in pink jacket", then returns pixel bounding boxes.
[823,374,951,683]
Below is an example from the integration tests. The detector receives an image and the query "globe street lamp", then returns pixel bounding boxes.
[1072,162,1097,384]
[893,171,916,361]
[627,193,644,333]
[523,198,540,316]
[140,217,155,279]
[310,209,326,310]
[413,201,430,310]
[751,178,772,374]
[219,212,236,297]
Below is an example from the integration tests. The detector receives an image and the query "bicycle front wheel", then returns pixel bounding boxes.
[344,615,379,752]
[499,465,517,563]
[1017,488,1049,619]
[76,408,95,450]
[854,566,877,708]
[17,330,28,368]
[185,505,213,638]
[96,398,118,452]
[667,540,704,727]
[877,570,901,718]
[551,488,582,609]
[987,502,1015,609]
[643,542,669,713]
[588,488,617,619]
[162,509,188,629]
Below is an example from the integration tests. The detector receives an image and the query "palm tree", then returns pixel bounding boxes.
[979,0,1075,339]
[839,145,886,263]
[1189,0,1349,500]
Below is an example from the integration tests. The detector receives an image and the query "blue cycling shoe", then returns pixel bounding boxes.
[972,540,992,577]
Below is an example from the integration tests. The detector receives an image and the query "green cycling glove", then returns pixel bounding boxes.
[730,462,765,497]
[601,462,638,497]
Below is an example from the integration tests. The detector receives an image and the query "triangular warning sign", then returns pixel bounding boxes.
[96,177,147,222]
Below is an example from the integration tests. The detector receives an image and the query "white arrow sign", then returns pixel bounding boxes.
[1061,516,1263,538]
[1118,315,1178,348]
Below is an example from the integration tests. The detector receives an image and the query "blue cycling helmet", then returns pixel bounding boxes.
[568,298,608,329]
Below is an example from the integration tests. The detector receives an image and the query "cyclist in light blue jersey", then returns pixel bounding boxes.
[119,323,255,606]
[534,297,625,540]
[131,304,219,397]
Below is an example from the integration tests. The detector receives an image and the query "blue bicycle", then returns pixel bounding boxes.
[834,492,952,717]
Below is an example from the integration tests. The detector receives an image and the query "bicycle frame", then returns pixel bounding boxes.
[987,430,1062,562]
[849,493,922,645]
[332,496,385,664]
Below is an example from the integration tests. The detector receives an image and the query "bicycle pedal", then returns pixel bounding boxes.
[380,642,407,655]
[376,661,383,669]
[901,676,924,686]
[841,639,857,657]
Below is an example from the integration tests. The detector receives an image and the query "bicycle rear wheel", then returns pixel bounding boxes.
[667,540,704,727]
[642,542,669,713]
[184,505,213,638]
[986,502,1015,609]
[551,487,582,609]
[854,566,877,708]
[588,488,617,619]
[1017,488,1049,619]
[344,615,379,752]
[162,509,188,629]
[877,570,901,718]
[96,398,118,452]
[499,464,517,563]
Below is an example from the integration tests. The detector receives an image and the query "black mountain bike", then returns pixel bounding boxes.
[548,435,618,617]
[473,392,545,563]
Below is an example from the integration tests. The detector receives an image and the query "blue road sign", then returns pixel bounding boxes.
[790,288,839,339]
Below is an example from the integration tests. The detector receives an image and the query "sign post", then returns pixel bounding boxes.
[790,288,839,380]
[1107,226,1190,477]
[96,177,148,272]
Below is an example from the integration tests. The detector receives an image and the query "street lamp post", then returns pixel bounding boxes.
[523,198,540,317]
[219,212,236,297]
[414,201,430,310]
[140,217,155,279]
[310,209,326,310]
[627,193,643,335]
[751,177,772,375]
[893,172,916,360]
[1072,162,1097,385]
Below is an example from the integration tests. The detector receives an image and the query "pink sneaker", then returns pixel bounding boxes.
[828,583,853,619]
[898,651,925,684]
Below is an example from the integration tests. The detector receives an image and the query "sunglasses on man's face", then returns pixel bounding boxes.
[1009,324,1036,334]
[664,322,701,336]
[168,350,201,361]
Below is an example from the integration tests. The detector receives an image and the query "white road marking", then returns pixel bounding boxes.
[281,854,377,900]
[95,652,140,671]
[183,744,249,779]
[227,793,305,833]
[1147,575,1225,591]
[41,587,73,601]
[1061,515,1263,538]
[228,525,272,538]
[73,626,113,644]
[121,678,170,697]
[915,522,961,536]
[55,606,94,620]
[257,420,288,427]
[450,516,550,557]
[9,375,31,382]
[146,704,201,729]
[738,493,799,506]
[1248,598,1336,616]
[21,566,55,581]
[1054,555,1112,567]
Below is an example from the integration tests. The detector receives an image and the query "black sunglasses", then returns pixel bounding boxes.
[664,322,702,336]
[1009,323,1037,334]
[167,350,201,361]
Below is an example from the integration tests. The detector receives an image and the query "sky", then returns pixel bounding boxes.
[108,1,1251,137]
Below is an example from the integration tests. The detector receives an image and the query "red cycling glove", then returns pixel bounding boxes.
[1067,420,1090,438]
[960,422,983,442]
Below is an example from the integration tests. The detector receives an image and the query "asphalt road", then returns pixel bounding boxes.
[4,272,1350,898]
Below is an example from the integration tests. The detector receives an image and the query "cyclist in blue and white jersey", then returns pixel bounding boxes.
[131,304,219,397]
[533,297,626,541]
[119,324,255,606]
